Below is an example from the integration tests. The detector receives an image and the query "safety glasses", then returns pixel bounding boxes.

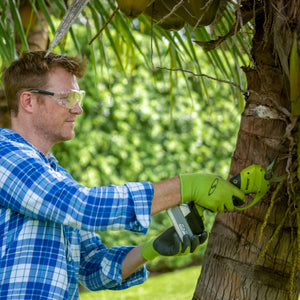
[28,89,86,109]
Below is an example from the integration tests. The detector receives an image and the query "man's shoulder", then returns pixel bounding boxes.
[0,128,41,161]
[0,128,24,144]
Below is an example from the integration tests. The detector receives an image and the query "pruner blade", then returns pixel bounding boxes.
[265,156,286,182]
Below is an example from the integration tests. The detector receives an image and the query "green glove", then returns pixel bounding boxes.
[141,227,207,261]
[180,173,245,213]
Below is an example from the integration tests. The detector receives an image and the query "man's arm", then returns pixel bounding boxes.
[121,222,207,280]
[151,176,181,215]
[151,173,246,215]
[121,246,146,280]
[0,136,154,233]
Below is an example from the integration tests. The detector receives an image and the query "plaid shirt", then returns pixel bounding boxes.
[0,128,153,299]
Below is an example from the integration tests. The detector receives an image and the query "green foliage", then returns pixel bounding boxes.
[52,26,242,271]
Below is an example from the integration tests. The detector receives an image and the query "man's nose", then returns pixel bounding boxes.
[70,102,83,114]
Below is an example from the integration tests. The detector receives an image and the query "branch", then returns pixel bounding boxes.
[156,66,246,92]
[194,5,264,52]
[89,6,119,45]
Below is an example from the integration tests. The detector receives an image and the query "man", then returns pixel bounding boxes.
[0,51,245,299]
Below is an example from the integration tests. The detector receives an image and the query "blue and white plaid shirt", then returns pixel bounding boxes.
[0,128,153,299]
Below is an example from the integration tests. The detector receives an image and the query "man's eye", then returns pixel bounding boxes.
[59,97,69,104]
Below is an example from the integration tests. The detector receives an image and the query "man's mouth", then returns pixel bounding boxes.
[65,120,76,126]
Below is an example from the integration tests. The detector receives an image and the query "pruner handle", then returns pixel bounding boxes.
[167,202,205,242]
[167,205,193,241]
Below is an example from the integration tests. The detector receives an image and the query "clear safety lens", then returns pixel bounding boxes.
[57,90,85,109]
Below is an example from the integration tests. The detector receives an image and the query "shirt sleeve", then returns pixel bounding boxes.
[0,139,153,233]
[78,231,148,291]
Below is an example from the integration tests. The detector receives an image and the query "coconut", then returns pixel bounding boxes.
[116,0,155,19]
[143,0,185,31]
[162,0,221,27]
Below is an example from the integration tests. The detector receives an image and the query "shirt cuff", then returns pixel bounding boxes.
[83,246,149,291]
[125,182,153,234]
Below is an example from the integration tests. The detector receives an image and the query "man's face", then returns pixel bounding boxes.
[31,67,83,146]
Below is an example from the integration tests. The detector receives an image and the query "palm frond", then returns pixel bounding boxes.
[0,0,251,110]
[46,0,89,55]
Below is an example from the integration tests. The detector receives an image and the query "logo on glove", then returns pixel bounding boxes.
[208,178,219,196]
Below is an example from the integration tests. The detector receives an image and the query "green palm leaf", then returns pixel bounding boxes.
[0,0,250,108]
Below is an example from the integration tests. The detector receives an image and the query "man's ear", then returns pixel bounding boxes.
[19,91,34,113]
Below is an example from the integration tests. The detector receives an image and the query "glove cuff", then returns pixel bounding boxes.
[141,240,159,261]
[179,173,194,204]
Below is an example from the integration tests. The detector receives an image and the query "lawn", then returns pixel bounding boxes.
[79,265,300,300]
[79,265,202,300]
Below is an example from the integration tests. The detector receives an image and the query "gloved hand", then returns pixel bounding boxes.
[180,173,245,213]
[141,226,207,261]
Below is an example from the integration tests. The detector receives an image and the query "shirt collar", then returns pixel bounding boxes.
[0,128,58,165]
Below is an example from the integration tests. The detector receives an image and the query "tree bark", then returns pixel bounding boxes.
[193,2,300,299]
[0,1,49,129]
[0,89,10,128]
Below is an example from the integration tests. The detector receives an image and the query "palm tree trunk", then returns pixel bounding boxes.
[0,1,49,128]
[193,2,299,299]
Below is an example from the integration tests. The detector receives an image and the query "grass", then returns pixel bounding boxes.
[79,266,300,300]
[79,265,202,300]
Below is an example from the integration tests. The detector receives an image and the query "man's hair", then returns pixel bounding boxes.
[2,51,88,115]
